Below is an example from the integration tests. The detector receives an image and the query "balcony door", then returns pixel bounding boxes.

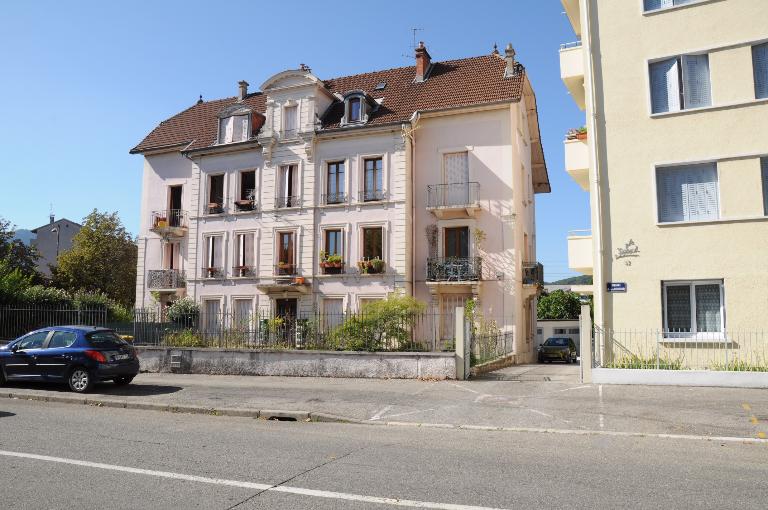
[279,165,297,207]
[169,186,182,226]
[277,232,295,274]
[444,227,469,258]
[443,152,469,206]
[163,242,180,270]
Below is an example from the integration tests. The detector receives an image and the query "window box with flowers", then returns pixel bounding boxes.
[357,257,385,275]
[319,251,344,275]
[566,126,588,141]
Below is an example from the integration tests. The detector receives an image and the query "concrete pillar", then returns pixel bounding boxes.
[579,303,592,384]
[454,306,468,380]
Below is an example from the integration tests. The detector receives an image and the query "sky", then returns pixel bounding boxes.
[0,0,588,282]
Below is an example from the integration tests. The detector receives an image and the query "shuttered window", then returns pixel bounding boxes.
[762,158,768,216]
[644,0,696,12]
[656,163,719,223]
[218,115,248,143]
[649,55,710,113]
[753,43,768,99]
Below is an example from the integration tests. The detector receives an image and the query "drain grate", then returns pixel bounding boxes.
[267,416,298,422]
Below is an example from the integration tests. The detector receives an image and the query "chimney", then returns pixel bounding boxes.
[49,214,55,225]
[414,41,431,83]
[238,80,249,101]
[504,43,518,78]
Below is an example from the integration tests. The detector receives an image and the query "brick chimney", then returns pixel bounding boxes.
[504,43,518,78]
[415,41,431,83]
[238,80,249,101]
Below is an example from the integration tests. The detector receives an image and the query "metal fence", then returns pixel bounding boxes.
[0,307,108,342]
[472,331,514,366]
[594,327,768,372]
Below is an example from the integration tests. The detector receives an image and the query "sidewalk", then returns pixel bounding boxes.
[2,372,766,440]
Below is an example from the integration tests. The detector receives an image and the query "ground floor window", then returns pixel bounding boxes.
[663,280,724,336]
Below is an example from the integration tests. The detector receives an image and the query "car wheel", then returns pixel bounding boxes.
[113,376,134,386]
[0,369,5,386]
[68,367,93,393]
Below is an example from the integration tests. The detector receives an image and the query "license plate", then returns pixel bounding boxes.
[114,354,130,361]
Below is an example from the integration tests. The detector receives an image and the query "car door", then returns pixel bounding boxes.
[4,331,51,379]
[37,330,79,380]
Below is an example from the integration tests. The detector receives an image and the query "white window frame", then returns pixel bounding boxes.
[232,230,257,278]
[357,222,387,265]
[359,153,387,203]
[217,114,250,144]
[273,227,299,272]
[282,101,299,139]
[322,159,348,206]
[320,225,346,265]
[662,280,725,340]
[641,0,719,15]
[206,173,227,215]
[237,169,258,207]
[648,53,712,115]
[653,162,720,224]
[202,233,226,278]
[276,161,302,208]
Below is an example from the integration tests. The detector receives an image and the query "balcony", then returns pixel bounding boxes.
[560,41,585,110]
[522,262,544,287]
[274,263,297,276]
[564,134,590,191]
[149,210,188,238]
[568,230,593,275]
[561,0,581,36]
[257,268,310,294]
[201,267,224,279]
[146,269,185,291]
[426,182,481,219]
[427,257,482,282]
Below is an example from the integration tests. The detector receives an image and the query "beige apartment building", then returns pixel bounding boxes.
[560,0,768,342]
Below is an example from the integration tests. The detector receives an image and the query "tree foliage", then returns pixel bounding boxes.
[53,210,137,306]
[330,295,427,351]
[536,290,584,320]
[0,217,39,278]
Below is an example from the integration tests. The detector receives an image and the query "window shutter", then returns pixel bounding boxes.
[219,117,233,143]
[753,43,768,99]
[244,233,254,265]
[682,54,711,109]
[656,168,684,222]
[761,158,768,216]
[682,163,718,221]
[650,58,680,113]
[213,236,223,268]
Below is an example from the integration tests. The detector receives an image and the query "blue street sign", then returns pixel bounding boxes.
[607,282,627,293]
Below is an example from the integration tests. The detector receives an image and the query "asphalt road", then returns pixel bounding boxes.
[0,399,766,509]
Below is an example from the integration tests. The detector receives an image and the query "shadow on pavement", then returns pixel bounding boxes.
[2,381,183,397]
[0,411,16,418]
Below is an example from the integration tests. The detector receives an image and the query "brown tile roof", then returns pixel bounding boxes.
[130,54,526,154]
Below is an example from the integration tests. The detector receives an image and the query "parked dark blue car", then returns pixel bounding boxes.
[0,326,139,393]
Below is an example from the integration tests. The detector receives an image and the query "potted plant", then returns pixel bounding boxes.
[154,215,168,228]
[233,265,251,277]
[277,261,293,275]
[208,202,223,214]
[321,253,343,274]
[293,276,305,284]
[206,267,219,278]
[369,257,385,274]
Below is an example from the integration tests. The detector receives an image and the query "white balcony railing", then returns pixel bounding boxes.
[567,229,593,275]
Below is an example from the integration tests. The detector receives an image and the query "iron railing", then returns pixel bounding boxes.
[426,257,482,282]
[201,267,224,279]
[147,269,185,289]
[322,192,347,205]
[473,331,515,366]
[232,266,256,278]
[150,210,189,232]
[206,202,225,215]
[275,195,301,209]
[0,306,108,342]
[426,182,480,209]
[359,190,386,202]
[274,263,297,276]
[522,262,544,286]
[594,327,768,372]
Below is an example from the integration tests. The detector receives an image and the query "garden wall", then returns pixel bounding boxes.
[136,347,457,380]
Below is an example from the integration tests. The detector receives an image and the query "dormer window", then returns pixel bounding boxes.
[217,105,253,145]
[341,91,374,126]
[348,97,361,122]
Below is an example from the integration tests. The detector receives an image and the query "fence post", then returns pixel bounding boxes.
[579,304,592,383]
[455,306,468,380]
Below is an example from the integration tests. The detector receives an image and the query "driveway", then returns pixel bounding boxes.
[475,362,581,382]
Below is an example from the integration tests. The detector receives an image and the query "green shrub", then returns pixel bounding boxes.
[164,329,208,347]
[329,295,426,351]
[20,285,72,307]
[167,298,199,324]
[710,359,768,372]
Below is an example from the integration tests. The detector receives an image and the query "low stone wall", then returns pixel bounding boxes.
[592,368,768,389]
[136,347,456,380]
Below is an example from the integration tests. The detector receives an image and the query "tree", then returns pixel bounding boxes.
[53,210,137,306]
[536,290,584,320]
[0,217,39,277]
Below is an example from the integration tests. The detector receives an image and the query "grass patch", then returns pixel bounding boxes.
[604,355,684,370]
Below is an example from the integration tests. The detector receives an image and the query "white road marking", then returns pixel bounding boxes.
[598,384,605,430]
[369,405,394,421]
[0,449,508,510]
[378,408,436,420]
[527,409,553,418]
[450,384,480,394]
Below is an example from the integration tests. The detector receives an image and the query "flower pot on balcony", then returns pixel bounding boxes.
[155,218,168,228]
[576,132,587,141]
[293,276,305,285]
[235,200,254,211]
[208,203,223,214]
[206,267,219,278]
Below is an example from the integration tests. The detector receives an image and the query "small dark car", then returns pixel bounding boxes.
[0,326,139,393]
[537,337,578,364]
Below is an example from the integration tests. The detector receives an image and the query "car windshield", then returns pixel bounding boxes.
[544,338,569,347]
[85,331,126,348]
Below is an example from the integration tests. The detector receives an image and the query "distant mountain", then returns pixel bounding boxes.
[547,275,593,285]
[13,229,36,246]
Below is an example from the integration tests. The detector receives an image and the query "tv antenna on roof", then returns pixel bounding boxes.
[402,28,424,59]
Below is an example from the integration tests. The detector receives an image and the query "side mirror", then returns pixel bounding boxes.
[10,344,19,352]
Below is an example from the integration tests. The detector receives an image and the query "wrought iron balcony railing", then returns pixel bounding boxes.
[322,192,347,205]
[426,257,482,282]
[359,189,386,202]
[147,269,185,290]
[275,196,301,209]
[202,267,224,279]
[426,182,480,209]
[522,261,544,286]
[274,263,297,276]
[233,265,256,278]
[150,210,189,235]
